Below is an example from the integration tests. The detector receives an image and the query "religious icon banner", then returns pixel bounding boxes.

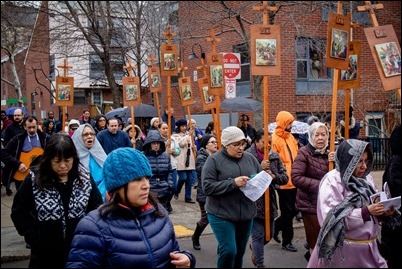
[198,76,216,111]
[123,76,141,106]
[55,76,74,106]
[364,25,401,91]
[206,53,225,96]
[160,44,179,76]
[148,66,162,93]
[326,13,351,70]
[250,24,281,76]
[338,41,361,90]
[178,76,195,106]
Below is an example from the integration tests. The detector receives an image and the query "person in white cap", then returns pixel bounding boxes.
[202,126,262,268]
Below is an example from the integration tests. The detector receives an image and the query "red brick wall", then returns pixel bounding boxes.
[177,1,401,128]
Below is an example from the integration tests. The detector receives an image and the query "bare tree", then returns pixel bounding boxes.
[1,1,37,107]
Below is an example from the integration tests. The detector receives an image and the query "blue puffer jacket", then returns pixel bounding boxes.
[66,203,195,268]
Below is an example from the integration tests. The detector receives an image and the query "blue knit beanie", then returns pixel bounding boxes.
[103,148,152,192]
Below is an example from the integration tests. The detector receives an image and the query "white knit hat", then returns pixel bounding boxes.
[150,117,159,127]
[221,126,246,147]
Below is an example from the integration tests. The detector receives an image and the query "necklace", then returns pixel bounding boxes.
[60,180,68,184]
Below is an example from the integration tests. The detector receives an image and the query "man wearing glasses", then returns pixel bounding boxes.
[3,108,25,146]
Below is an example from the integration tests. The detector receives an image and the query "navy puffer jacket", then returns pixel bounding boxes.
[66,203,194,268]
[291,143,329,213]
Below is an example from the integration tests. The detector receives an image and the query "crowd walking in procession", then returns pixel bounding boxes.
[1,2,401,268]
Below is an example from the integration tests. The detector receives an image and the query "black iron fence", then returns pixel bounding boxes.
[365,137,391,171]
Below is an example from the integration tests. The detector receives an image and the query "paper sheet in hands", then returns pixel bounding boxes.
[240,171,272,202]
[370,182,401,211]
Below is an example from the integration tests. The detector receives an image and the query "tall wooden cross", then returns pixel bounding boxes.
[56,58,73,134]
[148,52,162,119]
[252,1,278,25]
[206,28,223,148]
[162,25,176,45]
[57,59,73,77]
[251,0,278,243]
[123,59,136,77]
[161,25,176,134]
[357,1,383,27]
[123,59,137,143]
[178,58,196,157]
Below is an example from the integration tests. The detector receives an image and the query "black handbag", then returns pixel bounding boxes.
[185,143,191,167]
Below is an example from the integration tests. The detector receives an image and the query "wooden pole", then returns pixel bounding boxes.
[148,53,162,120]
[328,2,344,171]
[56,59,72,134]
[252,1,278,242]
[206,29,222,148]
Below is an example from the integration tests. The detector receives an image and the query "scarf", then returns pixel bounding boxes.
[316,139,376,261]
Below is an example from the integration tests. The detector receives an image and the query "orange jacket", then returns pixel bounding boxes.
[272,111,299,189]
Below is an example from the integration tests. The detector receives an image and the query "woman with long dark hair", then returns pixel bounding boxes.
[11,134,103,268]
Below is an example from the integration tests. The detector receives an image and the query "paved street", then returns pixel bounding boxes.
[1,171,384,268]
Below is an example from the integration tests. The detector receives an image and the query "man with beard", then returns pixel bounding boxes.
[3,108,25,146]
[2,116,48,194]
[96,117,131,154]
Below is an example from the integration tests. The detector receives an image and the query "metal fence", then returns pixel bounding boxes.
[365,137,391,171]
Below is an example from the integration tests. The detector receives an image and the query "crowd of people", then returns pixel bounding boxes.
[1,107,400,268]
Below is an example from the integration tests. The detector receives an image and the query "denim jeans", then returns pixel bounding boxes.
[171,169,178,192]
[176,170,193,201]
[207,213,253,268]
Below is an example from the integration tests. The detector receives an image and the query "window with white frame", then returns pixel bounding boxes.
[295,37,332,95]
[233,42,251,97]
[365,112,385,138]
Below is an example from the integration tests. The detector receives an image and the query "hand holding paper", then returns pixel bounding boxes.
[240,171,272,202]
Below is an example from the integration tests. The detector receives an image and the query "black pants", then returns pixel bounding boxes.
[274,188,297,246]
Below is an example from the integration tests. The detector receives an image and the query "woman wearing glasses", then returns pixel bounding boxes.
[202,126,262,268]
[72,123,107,201]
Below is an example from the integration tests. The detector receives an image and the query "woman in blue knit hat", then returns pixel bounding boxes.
[66,147,196,268]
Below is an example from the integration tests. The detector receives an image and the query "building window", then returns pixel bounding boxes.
[49,54,55,81]
[74,90,86,105]
[295,37,332,95]
[89,52,124,86]
[233,42,251,97]
[365,112,384,138]
[92,90,102,105]
[321,2,371,26]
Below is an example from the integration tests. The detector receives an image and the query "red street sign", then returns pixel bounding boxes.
[223,53,241,79]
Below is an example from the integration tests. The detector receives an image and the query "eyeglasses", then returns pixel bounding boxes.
[82,132,95,138]
[208,141,217,144]
[98,119,106,122]
[357,159,369,168]
[230,141,247,148]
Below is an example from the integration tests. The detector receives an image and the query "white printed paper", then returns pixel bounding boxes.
[240,171,272,202]
[370,182,401,211]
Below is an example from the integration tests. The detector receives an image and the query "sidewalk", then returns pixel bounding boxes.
[1,170,384,263]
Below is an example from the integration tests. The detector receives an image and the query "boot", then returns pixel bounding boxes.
[191,224,205,250]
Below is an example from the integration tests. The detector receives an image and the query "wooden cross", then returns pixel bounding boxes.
[162,25,176,45]
[206,29,221,54]
[252,1,278,26]
[357,1,383,27]
[178,57,189,78]
[123,59,136,77]
[147,53,157,67]
[57,59,73,77]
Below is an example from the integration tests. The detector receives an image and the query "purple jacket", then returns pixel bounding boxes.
[291,144,329,214]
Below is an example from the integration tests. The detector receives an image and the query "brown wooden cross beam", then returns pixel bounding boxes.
[162,25,176,45]
[147,52,157,67]
[206,29,221,54]
[57,59,73,77]
[357,1,384,27]
[252,1,278,26]
[178,57,188,78]
[123,59,136,77]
